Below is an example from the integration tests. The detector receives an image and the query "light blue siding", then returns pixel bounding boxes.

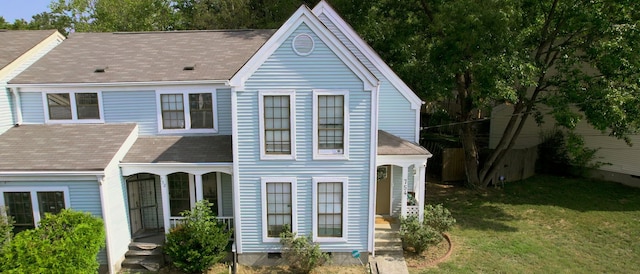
[220,173,233,217]
[20,92,45,124]
[391,165,402,217]
[237,23,372,252]
[217,89,232,135]
[0,88,14,134]
[103,90,158,135]
[318,14,417,141]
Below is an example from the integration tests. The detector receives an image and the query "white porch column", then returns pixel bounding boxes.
[418,163,427,222]
[195,174,204,202]
[401,165,409,217]
[160,175,171,234]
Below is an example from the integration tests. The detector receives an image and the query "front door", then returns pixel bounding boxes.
[127,181,143,235]
[376,166,391,215]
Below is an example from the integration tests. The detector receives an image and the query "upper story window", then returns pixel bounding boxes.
[313,90,349,160]
[259,90,296,160]
[44,92,103,123]
[157,90,218,133]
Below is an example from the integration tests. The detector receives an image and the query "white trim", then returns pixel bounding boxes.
[261,177,297,243]
[0,171,105,177]
[119,163,232,177]
[312,1,423,109]
[312,90,350,160]
[368,83,379,253]
[230,87,243,253]
[388,165,395,215]
[7,80,229,89]
[415,107,421,143]
[0,186,71,228]
[42,91,105,124]
[258,90,297,160]
[97,176,115,274]
[160,175,171,234]
[229,5,378,91]
[312,177,348,243]
[377,155,431,167]
[216,172,223,217]
[155,89,219,134]
[191,174,199,207]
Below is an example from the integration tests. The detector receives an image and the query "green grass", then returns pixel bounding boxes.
[418,175,640,273]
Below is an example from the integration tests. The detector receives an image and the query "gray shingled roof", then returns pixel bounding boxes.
[0,124,136,171]
[0,30,58,71]
[10,30,275,84]
[123,135,232,163]
[378,130,431,155]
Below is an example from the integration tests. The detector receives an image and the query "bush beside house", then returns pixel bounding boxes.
[0,209,105,274]
[400,204,456,254]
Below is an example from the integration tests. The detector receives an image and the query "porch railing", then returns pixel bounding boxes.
[169,216,234,234]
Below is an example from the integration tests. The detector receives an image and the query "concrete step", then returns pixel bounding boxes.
[122,257,162,272]
[125,248,163,257]
[129,242,161,250]
[375,230,400,239]
[375,245,404,253]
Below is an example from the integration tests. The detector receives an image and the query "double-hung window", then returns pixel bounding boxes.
[0,187,69,234]
[261,177,297,242]
[157,90,217,133]
[313,90,349,159]
[312,177,348,242]
[259,91,296,160]
[44,92,102,123]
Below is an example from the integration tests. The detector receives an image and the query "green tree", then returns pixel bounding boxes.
[342,0,640,188]
[92,0,175,31]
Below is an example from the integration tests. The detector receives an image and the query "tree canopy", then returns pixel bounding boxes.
[3,0,640,188]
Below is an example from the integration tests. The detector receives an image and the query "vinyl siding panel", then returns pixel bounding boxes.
[318,14,417,141]
[391,165,402,217]
[103,90,158,135]
[220,173,233,217]
[0,179,106,263]
[217,88,232,135]
[20,92,45,124]
[237,23,372,252]
[0,87,14,133]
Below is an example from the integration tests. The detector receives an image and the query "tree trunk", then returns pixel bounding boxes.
[461,122,481,188]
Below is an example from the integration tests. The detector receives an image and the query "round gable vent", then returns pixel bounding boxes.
[292,33,315,56]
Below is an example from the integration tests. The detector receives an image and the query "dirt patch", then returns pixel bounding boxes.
[404,233,452,269]
[236,264,368,274]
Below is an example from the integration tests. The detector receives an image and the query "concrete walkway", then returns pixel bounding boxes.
[372,221,409,274]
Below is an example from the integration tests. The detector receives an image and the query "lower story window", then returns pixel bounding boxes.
[169,173,191,216]
[266,182,292,237]
[317,182,343,237]
[1,189,68,234]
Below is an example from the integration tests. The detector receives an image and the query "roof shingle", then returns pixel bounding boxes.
[0,30,58,71]
[122,135,232,163]
[0,124,137,171]
[10,30,275,84]
[378,130,431,155]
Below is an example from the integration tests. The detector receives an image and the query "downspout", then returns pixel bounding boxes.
[10,87,23,125]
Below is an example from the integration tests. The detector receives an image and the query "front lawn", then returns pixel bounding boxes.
[416,175,640,273]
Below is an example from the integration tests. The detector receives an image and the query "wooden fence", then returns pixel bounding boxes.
[439,147,538,183]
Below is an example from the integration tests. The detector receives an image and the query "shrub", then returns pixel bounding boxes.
[537,129,604,177]
[423,204,456,234]
[0,209,105,274]
[279,225,330,274]
[400,204,456,254]
[0,206,13,251]
[165,200,231,273]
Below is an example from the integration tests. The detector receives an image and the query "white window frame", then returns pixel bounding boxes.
[312,90,349,160]
[261,177,297,243]
[42,91,104,124]
[0,186,71,228]
[258,90,296,160]
[156,89,218,134]
[312,177,348,243]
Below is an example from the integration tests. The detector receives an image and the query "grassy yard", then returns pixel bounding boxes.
[416,175,640,273]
